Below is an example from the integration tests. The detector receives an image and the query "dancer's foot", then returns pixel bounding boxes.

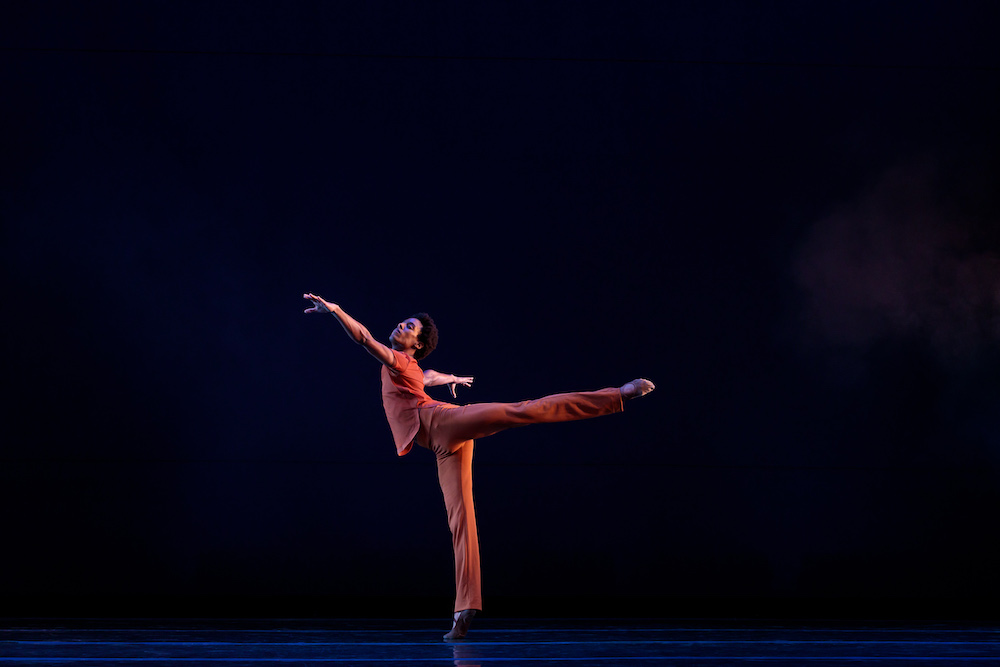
[620,378,655,399]
[443,609,477,640]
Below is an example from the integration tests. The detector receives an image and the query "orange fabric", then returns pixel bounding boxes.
[416,388,624,612]
[380,349,438,456]
[418,389,624,455]
[433,440,480,612]
[378,350,625,613]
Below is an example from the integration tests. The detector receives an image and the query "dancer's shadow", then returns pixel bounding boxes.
[448,640,482,666]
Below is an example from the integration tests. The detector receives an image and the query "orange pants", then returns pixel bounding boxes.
[415,388,624,612]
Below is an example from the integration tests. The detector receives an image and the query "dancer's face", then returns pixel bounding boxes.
[390,317,423,352]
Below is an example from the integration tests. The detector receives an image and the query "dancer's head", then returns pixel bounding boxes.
[390,313,438,360]
[410,312,438,361]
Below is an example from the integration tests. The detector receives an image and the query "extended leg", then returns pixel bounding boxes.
[419,379,653,638]
[424,387,624,454]
[435,440,482,615]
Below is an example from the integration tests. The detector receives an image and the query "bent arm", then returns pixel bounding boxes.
[423,369,474,398]
[304,293,395,367]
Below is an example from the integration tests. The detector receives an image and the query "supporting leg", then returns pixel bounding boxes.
[419,382,651,636]
[435,440,482,614]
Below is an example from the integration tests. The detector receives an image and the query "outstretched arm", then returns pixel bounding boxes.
[303,293,395,367]
[423,369,474,398]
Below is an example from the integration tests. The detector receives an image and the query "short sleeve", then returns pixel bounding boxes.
[387,349,410,374]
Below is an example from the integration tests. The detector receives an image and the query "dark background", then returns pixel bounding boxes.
[3,1,999,619]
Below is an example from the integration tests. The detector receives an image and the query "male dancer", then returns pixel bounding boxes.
[303,293,654,639]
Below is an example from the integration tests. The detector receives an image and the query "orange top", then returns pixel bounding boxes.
[381,349,436,456]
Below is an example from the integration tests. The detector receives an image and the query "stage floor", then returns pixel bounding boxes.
[2,617,999,664]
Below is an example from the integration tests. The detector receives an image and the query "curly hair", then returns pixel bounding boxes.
[411,312,438,361]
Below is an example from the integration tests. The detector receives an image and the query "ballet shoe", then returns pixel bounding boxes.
[620,378,655,399]
[443,608,477,640]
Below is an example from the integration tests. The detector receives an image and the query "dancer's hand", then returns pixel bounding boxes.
[448,375,474,398]
[303,293,338,314]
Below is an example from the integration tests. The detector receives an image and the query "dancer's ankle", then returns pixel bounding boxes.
[620,378,655,399]
[444,608,477,640]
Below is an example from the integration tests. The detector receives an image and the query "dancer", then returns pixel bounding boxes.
[303,293,654,639]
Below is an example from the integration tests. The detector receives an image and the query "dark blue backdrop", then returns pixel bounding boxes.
[3,1,998,616]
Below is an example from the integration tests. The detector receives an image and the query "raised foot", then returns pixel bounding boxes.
[444,609,477,640]
[620,378,655,399]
